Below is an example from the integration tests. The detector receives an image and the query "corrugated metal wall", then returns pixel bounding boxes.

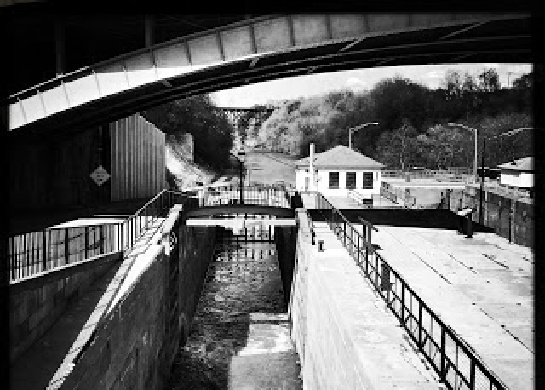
[110,114,166,201]
[8,127,106,213]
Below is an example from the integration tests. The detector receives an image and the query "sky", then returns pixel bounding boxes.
[211,63,532,108]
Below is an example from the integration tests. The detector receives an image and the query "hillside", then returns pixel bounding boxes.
[165,139,217,190]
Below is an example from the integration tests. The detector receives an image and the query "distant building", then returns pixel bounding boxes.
[497,156,534,188]
[295,145,385,197]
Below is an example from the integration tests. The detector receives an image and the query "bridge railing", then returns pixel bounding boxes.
[120,189,186,250]
[196,185,292,209]
[314,193,507,390]
[8,189,186,283]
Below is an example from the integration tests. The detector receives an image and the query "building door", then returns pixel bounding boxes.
[304,176,309,191]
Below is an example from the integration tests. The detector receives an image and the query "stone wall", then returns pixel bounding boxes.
[9,253,120,362]
[289,210,313,368]
[57,214,216,389]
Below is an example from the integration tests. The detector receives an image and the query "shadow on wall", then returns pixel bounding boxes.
[310,209,495,233]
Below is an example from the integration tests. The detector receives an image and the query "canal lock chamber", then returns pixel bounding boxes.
[166,214,302,389]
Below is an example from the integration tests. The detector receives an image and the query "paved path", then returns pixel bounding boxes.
[366,225,533,389]
[307,221,443,389]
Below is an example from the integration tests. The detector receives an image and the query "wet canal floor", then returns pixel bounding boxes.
[166,236,303,389]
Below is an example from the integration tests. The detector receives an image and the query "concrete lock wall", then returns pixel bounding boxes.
[290,209,369,389]
[9,254,120,362]
[447,189,534,247]
[58,222,216,390]
[274,226,297,308]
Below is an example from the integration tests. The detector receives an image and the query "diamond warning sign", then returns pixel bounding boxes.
[90,165,111,186]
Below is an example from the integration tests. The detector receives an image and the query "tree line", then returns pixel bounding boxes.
[250,68,533,170]
[140,69,532,173]
[142,95,236,173]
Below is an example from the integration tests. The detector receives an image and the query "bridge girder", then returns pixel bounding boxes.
[7,13,532,135]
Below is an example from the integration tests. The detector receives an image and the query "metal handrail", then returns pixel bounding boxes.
[8,189,186,283]
[314,192,507,390]
[197,184,292,209]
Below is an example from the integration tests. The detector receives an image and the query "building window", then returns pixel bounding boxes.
[346,172,357,189]
[362,172,373,189]
[329,172,339,189]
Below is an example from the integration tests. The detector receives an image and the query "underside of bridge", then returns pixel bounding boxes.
[6,11,532,136]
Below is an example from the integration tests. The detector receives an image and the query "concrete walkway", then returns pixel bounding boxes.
[305,221,443,389]
[368,225,533,389]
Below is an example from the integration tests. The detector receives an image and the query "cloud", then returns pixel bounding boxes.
[346,77,367,89]
[426,71,443,79]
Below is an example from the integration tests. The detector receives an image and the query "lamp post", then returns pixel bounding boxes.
[447,123,479,184]
[480,127,536,226]
[231,149,246,204]
[348,122,379,150]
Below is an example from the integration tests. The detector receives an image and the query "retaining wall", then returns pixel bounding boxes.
[447,188,534,248]
[55,211,216,389]
[9,253,121,362]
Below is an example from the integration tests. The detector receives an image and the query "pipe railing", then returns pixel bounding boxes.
[120,189,186,251]
[196,184,292,209]
[314,192,507,390]
[8,189,186,283]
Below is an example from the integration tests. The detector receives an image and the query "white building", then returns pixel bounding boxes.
[295,145,385,197]
[498,156,534,188]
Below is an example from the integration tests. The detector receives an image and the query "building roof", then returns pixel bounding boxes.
[296,145,385,169]
[498,156,534,172]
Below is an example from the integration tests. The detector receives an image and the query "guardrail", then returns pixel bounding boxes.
[314,193,507,390]
[382,169,472,182]
[120,189,186,250]
[196,185,292,209]
[8,190,186,283]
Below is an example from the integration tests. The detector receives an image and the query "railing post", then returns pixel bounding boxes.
[375,255,379,287]
[23,233,28,278]
[400,283,405,325]
[65,228,70,264]
[84,226,89,259]
[418,302,423,348]
[469,360,475,390]
[42,230,47,273]
[365,244,369,274]
[440,327,446,381]
[357,234,360,265]
[100,225,105,253]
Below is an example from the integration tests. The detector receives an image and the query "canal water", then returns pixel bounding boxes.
[166,224,303,389]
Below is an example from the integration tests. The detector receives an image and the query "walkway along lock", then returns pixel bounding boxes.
[314,193,507,390]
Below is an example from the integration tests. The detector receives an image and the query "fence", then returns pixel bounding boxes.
[196,185,292,209]
[382,168,472,182]
[8,190,186,283]
[313,193,507,390]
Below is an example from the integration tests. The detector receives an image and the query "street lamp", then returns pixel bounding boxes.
[447,123,479,184]
[231,149,246,204]
[479,127,536,226]
[348,122,379,150]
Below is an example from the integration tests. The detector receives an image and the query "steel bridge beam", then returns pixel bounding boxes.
[7,13,531,132]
